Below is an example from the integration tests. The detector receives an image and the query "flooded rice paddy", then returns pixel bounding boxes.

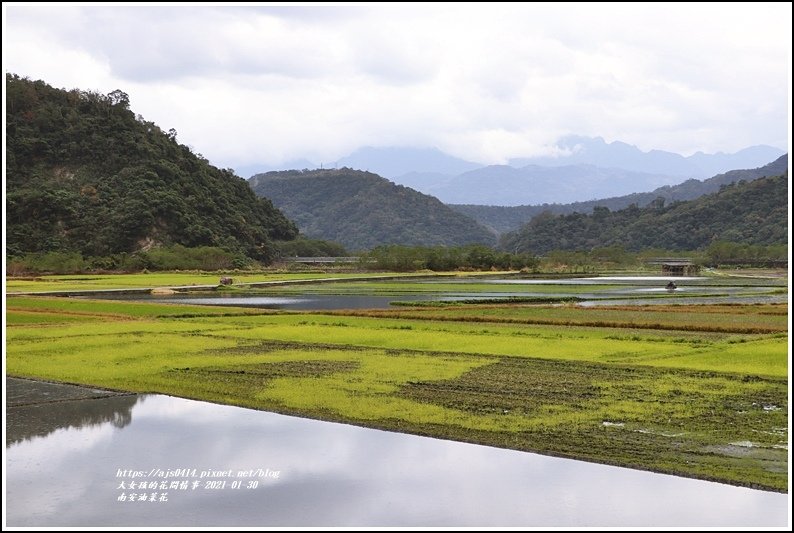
[7,273,789,526]
[85,274,786,310]
[6,379,789,527]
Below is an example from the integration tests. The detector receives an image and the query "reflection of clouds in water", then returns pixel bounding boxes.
[481,276,707,284]
[634,287,688,292]
[6,394,141,525]
[483,279,600,285]
[583,276,705,282]
[132,396,361,475]
[133,394,238,421]
[7,421,116,461]
[326,433,785,527]
[164,297,307,306]
[7,422,117,523]
[6,395,789,527]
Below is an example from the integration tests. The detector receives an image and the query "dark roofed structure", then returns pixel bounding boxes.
[646,258,700,276]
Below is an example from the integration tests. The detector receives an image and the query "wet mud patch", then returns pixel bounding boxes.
[6,376,131,407]
[703,443,788,474]
[399,357,605,416]
[168,360,361,391]
[201,339,371,356]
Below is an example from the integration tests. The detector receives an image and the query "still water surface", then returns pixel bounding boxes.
[89,275,785,311]
[6,393,788,527]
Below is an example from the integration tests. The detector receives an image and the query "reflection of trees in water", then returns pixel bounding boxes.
[6,395,140,446]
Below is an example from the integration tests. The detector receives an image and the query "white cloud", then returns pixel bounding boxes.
[2,3,790,169]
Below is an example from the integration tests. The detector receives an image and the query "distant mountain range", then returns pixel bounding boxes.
[248,168,496,251]
[238,147,481,181]
[239,138,784,206]
[508,135,784,178]
[452,155,788,234]
[336,146,482,178]
[413,164,684,206]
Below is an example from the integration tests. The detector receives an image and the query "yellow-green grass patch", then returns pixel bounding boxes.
[5,272,415,293]
[180,313,788,377]
[6,296,268,318]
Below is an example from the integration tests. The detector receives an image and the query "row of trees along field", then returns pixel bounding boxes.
[360,245,540,272]
[6,240,786,276]
[358,243,787,274]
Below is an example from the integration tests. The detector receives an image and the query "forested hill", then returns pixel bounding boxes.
[499,173,788,254]
[6,74,298,262]
[249,168,496,250]
[453,155,788,235]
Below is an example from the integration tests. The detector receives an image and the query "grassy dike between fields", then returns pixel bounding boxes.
[5,296,788,492]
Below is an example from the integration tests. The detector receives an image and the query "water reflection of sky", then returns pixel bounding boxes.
[428,276,708,284]
[82,273,786,311]
[6,395,788,527]
[92,286,785,311]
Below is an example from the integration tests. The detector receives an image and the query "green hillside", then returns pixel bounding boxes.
[6,74,298,263]
[500,174,788,254]
[249,168,496,250]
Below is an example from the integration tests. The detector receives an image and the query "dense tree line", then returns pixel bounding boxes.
[500,174,788,254]
[704,241,788,266]
[274,237,348,258]
[6,245,252,275]
[6,74,298,263]
[249,168,496,251]
[360,244,538,272]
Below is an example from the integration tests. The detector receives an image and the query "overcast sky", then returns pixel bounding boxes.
[3,3,791,170]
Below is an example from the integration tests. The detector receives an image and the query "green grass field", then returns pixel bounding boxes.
[5,291,788,492]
